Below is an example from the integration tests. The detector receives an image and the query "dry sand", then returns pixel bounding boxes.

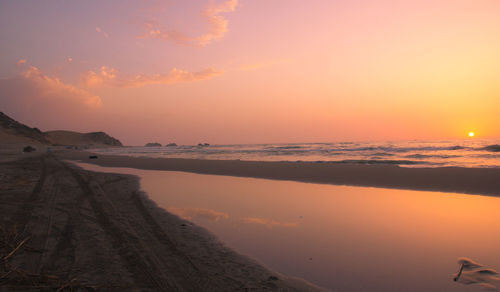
[59,150,500,197]
[0,153,326,291]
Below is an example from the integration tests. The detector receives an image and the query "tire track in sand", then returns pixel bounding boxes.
[128,190,219,290]
[10,156,47,236]
[58,158,176,291]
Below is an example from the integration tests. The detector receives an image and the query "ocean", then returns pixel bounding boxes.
[92,140,500,168]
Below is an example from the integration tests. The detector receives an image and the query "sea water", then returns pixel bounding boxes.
[91,140,500,168]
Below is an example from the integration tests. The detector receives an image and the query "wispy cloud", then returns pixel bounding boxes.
[141,0,238,46]
[0,63,102,129]
[197,0,238,46]
[0,64,104,133]
[20,66,102,108]
[67,57,73,63]
[81,66,222,88]
[16,59,26,66]
[96,26,109,38]
[243,217,298,228]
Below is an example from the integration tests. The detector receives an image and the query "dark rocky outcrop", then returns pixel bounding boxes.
[145,142,162,147]
[166,143,177,147]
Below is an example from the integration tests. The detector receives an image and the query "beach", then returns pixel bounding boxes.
[0,152,324,291]
[59,150,500,197]
[1,149,499,291]
[2,1,500,290]
[2,146,500,291]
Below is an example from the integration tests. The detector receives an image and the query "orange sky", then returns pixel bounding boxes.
[1,0,499,145]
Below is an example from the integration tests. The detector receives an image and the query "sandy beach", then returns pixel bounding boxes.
[0,152,325,291]
[58,150,500,197]
[2,2,500,290]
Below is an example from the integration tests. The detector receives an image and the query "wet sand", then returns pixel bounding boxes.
[0,153,324,291]
[3,149,498,290]
[59,150,500,197]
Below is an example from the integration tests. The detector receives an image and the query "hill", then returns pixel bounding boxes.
[45,130,122,147]
[0,112,51,144]
[0,112,122,147]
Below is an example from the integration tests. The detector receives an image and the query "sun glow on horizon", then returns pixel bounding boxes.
[468,132,475,137]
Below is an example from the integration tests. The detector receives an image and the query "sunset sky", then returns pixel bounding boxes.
[1,0,499,145]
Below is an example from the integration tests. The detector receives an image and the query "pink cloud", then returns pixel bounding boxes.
[141,0,238,46]
[81,66,222,88]
[0,65,103,132]
[95,26,109,38]
[16,59,27,66]
[20,66,102,108]
[196,0,238,46]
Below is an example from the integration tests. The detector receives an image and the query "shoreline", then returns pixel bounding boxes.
[58,150,500,197]
[0,154,326,291]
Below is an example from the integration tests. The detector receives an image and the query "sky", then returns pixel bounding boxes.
[1,0,499,145]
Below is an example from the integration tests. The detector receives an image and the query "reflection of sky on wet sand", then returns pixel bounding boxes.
[242,217,298,228]
[167,207,229,222]
[75,162,500,292]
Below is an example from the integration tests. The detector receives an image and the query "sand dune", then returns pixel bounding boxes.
[0,112,122,149]
[45,130,122,147]
[0,128,46,145]
[0,128,47,162]
[0,112,50,145]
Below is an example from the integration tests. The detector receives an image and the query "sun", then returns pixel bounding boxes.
[468,132,475,137]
